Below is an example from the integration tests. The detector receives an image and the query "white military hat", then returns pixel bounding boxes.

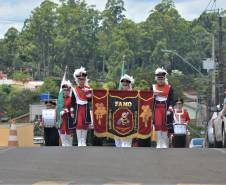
[155,67,168,76]
[73,66,87,79]
[120,74,135,84]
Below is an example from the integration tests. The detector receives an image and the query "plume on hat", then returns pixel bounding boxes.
[155,67,168,75]
[73,66,88,86]
[120,74,135,84]
[73,66,87,79]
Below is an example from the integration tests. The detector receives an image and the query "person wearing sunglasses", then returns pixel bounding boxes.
[173,98,190,125]
[72,67,92,147]
[57,81,73,147]
[41,100,59,146]
[114,74,134,148]
[172,98,190,148]
[151,67,174,148]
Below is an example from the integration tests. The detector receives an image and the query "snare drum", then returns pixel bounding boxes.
[173,123,187,135]
[42,109,56,128]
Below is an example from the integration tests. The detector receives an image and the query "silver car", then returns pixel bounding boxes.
[212,110,226,148]
[206,112,217,147]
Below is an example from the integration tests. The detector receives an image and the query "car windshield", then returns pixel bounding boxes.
[193,139,204,145]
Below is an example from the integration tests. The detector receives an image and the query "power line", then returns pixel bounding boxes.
[0,18,25,23]
[203,0,213,13]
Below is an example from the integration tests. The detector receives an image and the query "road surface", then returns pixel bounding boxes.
[0,147,226,185]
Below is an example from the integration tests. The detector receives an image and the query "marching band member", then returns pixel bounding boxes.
[172,98,190,148]
[41,100,59,146]
[151,67,174,148]
[174,98,190,125]
[57,81,73,147]
[115,74,134,148]
[72,67,92,147]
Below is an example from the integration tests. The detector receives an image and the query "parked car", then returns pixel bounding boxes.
[189,138,205,148]
[212,109,226,148]
[33,136,44,145]
[206,112,217,148]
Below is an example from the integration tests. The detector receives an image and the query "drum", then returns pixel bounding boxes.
[173,123,187,135]
[42,109,56,128]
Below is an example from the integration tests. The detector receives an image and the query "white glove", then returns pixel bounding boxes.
[60,111,65,116]
[89,124,94,129]
[86,93,92,98]
[83,88,91,92]
[167,111,171,115]
[60,109,69,116]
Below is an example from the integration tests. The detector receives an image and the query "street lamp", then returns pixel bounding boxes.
[161,49,204,77]
[161,49,210,125]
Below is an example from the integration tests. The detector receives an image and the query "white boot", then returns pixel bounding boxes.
[76,130,82,147]
[60,134,67,147]
[64,134,73,147]
[161,132,169,148]
[115,138,122,147]
[81,129,87,146]
[156,131,162,148]
[122,139,132,147]
[60,133,73,147]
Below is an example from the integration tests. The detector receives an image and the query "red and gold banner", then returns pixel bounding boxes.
[92,90,153,139]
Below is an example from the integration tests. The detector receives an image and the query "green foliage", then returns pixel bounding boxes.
[0,87,39,118]
[102,81,117,89]
[7,90,39,118]
[0,0,225,96]
[38,76,61,98]
[0,85,12,94]
[11,71,31,82]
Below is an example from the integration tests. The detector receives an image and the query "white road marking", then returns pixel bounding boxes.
[103,183,140,185]
[0,147,13,154]
[33,181,69,185]
[178,184,219,185]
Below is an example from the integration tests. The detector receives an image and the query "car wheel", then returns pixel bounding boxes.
[214,129,223,148]
[206,134,213,148]
[207,139,214,148]
[222,126,226,148]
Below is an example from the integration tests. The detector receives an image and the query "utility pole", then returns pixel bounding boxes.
[216,16,224,106]
[211,34,216,105]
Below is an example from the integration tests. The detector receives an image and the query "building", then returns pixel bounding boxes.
[29,103,46,122]
[0,71,7,80]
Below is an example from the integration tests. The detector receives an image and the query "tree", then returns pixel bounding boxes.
[38,76,61,98]
[0,27,19,71]
[20,0,58,78]
[7,90,39,118]
[102,0,125,27]
[11,71,31,84]
[55,0,100,76]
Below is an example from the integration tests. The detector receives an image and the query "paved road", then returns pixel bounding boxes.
[0,147,226,185]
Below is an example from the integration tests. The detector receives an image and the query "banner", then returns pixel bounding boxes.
[92,90,153,139]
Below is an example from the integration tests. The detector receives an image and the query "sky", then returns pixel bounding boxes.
[0,0,226,38]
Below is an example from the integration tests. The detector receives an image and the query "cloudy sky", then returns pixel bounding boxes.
[0,0,226,38]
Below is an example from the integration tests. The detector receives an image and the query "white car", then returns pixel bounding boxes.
[206,112,217,147]
[212,110,226,148]
[189,138,205,148]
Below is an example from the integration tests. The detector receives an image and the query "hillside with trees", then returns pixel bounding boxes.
[0,0,225,118]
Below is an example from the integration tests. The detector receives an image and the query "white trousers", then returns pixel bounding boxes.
[115,138,132,148]
[156,131,169,148]
[59,133,73,147]
[76,129,88,147]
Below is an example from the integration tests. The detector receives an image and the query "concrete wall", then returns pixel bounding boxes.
[0,123,34,147]
[0,127,9,146]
